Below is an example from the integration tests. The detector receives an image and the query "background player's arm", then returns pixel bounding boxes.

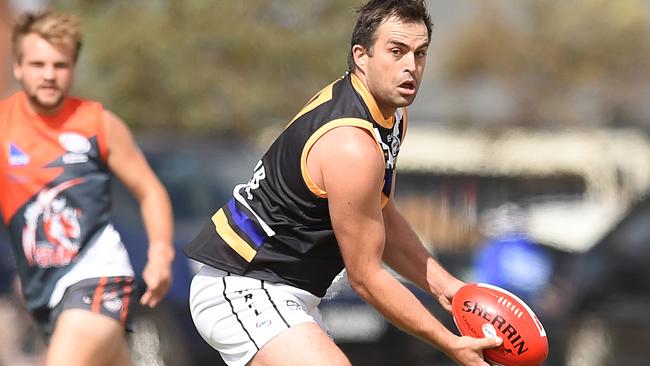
[381,199,465,312]
[311,126,498,365]
[103,110,174,307]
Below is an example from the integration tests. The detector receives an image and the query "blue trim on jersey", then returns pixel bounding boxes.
[227,199,265,247]
[383,169,393,196]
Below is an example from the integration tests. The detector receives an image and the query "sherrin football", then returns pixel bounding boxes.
[451,283,548,366]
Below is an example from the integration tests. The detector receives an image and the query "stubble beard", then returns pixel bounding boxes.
[28,89,65,114]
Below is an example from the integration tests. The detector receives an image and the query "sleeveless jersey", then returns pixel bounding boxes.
[185,73,407,297]
[0,92,113,310]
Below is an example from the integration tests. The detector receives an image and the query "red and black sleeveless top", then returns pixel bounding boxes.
[0,92,112,310]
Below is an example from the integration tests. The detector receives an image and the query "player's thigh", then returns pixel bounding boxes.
[46,308,132,366]
[249,322,350,366]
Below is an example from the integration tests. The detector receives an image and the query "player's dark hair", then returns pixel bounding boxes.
[347,0,433,71]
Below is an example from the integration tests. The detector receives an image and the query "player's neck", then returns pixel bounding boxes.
[350,70,396,124]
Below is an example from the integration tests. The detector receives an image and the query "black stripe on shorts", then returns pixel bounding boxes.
[222,275,260,350]
[261,280,290,328]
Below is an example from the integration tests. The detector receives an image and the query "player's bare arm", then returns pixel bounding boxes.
[309,127,501,366]
[381,199,464,312]
[103,110,174,307]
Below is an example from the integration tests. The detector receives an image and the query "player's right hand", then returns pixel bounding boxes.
[445,335,502,366]
[140,258,172,308]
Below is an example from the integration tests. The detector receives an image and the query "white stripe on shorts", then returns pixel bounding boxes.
[189,265,325,366]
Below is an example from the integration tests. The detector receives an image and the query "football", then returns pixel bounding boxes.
[451,283,548,366]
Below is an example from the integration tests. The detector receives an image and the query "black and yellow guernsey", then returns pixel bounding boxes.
[184,72,407,297]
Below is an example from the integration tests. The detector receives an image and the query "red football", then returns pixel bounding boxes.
[451,283,548,366]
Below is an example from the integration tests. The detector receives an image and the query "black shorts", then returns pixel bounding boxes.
[33,276,137,344]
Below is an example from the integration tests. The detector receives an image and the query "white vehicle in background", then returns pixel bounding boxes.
[396,126,650,254]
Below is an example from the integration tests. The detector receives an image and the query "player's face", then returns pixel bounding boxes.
[13,33,76,115]
[364,16,428,118]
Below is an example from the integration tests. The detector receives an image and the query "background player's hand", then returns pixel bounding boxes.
[445,335,502,366]
[140,258,172,308]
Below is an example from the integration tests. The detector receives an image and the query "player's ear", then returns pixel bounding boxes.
[352,44,369,73]
[13,61,23,81]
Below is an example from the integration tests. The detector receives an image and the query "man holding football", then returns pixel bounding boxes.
[185,1,502,365]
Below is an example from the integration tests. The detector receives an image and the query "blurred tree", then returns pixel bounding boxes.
[52,0,358,137]
[442,0,650,129]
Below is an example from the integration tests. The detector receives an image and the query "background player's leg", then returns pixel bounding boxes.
[248,322,350,366]
[46,309,133,366]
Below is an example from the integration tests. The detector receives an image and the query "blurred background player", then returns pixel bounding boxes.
[0,9,174,366]
[186,1,501,365]
[1,3,45,366]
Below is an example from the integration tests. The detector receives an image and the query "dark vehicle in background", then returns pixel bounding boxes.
[543,193,650,366]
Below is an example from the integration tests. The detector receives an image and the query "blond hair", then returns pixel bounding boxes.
[12,10,82,62]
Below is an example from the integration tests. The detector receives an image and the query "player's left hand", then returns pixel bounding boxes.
[436,278,465,313]
[140,258,172,308]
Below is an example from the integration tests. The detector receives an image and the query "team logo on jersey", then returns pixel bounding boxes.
[374,112,403,171]
[59,132,91,164]
[22,178,85,268]
[390,110,403,156]
[386,134,401,156]
[8,143,30,166]
[59,132,91,153]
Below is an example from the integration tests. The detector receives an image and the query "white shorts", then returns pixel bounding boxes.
[189,265,326,366]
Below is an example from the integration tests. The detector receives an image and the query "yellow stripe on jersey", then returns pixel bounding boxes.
[212,209,257,262]
[287,81,335,127]
[350,73,394,129]
[381,191,390,208]
[300,118,378,198]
